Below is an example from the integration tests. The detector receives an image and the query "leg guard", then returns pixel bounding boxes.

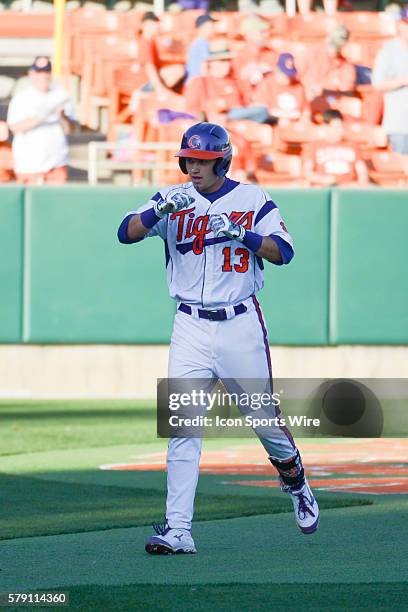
[269,449,305,491]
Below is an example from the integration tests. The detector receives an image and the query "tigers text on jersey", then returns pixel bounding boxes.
[122,178,294,309]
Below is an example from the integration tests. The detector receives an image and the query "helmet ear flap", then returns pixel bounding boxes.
[214,156,232,177]
[178,158,188,174]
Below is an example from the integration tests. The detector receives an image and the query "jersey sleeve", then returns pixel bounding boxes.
[253,190,294,265]
[117,191,168,244]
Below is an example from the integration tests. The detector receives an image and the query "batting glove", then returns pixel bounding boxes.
[209,213,245,242]
[154,189,195,218]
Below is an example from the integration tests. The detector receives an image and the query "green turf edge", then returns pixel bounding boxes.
[14,583,408,612]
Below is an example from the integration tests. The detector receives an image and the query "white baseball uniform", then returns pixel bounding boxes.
[120,178,299,530]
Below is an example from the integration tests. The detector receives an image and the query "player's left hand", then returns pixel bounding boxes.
[209,213,245,241]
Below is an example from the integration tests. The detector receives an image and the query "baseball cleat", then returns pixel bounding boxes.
[289,479,320,534]
[145,521,197,555]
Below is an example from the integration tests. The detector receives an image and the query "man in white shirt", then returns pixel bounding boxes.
[372,12,408,155]
[7,56,76,184]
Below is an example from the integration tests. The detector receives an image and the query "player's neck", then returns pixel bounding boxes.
[197,176,225,194]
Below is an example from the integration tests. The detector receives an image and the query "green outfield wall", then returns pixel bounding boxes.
[0,186,406,345]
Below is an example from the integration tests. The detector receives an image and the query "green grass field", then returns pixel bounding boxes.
[0,400,407,611]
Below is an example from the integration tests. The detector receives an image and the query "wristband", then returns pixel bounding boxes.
[140,207,161,229]
[242,230,263,253]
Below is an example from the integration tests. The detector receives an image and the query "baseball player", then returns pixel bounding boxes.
[118,122,319,555]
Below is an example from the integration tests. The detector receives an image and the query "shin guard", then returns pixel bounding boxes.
[269,450,305,491]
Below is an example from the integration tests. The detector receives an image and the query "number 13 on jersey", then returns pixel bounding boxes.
[222,246,250,273]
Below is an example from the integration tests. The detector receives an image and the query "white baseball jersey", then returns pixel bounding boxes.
[124,178,294,309]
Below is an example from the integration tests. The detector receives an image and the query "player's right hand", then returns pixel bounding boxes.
[154,190,195,218]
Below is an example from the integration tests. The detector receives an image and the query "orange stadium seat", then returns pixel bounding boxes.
[340,11,397,40]
[343,122,387,149]
[160,9,203,34]
[80,36,139,128]
[368,151,408,186]
[0,12,54,37]
[130,91,187,182]
[119,10,144,37]
[255,152,305,187]
[289,13,338,41]
[157,119,197,184]
[263,13,290,37]
[311,95,363,122]
[213,12,243,36]
[268,38,307,66]
[227,120,275,176]
[277,122,328,154]
[64,7,121,77]
[107,64,147,140]
[155,36,188,66]
[342,39,384,69]
[357,85,384,125]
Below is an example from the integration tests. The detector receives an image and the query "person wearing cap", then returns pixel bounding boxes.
[135,12,171,96]
[299,25,356,102]
[372,11,408,154]
[184,51,275,125]
[302,109,369,187]
[185,14,216,82]
[7,56,75,185]
[252,53,309,124]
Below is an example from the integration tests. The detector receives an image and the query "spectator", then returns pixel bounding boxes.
[7,56,75,185]
[135,12,169,96]
[303,109,369,187]
[300,25,356,101]
[185,14,216,83]
[231,15,276,105]
[0,121,14,183]
[184,53,275,124]
[372,11,408,154]
[252,53,309,124]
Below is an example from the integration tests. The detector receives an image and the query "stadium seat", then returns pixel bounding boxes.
[157,119,197,184]
[255,152,306,186]
[357,85,384,125]
[333,96,362,119]
[64,8,121,77]
[340,11,397,40]
[0,11,54,37]
[79,36,139,128]
[289,13,339,41]
[311,95,363,122]
[262,14,290,37]
[155,36,187,66]
[343,122,387,149]
[368,151,408,186]
[160,9,203,34]
[268,38,307,66]
[342,39,384,69]
[130,90,187,182]
[277,122,328,153]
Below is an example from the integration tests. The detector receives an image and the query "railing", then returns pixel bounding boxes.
[87,141,180,185]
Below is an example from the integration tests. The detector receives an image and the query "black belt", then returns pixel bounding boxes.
[178,302,247,321]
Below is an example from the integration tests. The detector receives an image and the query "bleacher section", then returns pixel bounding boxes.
[1,7,407,186]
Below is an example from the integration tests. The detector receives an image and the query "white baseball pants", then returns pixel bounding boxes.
[166,296,298,530]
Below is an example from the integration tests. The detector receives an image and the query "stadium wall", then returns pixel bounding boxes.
[1,185,406,346]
